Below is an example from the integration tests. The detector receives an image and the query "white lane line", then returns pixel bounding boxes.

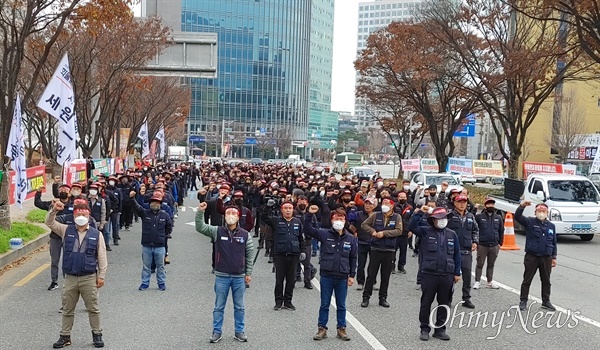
[185,222,195,226]
[180,206,186,212]
[311,278,387,350]
[475,273,600,328]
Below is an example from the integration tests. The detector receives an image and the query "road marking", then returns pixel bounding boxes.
[13,263,50,287]
[185,222,195,226]
[180,206,186,212]
[475,273,600,328]
[311,278,387,350]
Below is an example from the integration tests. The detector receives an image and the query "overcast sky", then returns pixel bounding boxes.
[133,0,360,114]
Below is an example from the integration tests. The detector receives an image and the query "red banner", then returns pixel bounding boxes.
[8,165,47,205]
[63,160,87,186]
[522,161,562,178]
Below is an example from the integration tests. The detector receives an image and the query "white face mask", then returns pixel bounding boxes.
[108,181,115,186]
[536,212,547,221]
[435,218,448,229]
[381,205,391,213]
[216,185,221,189]
[320,191,325,197]
[74,215,89,226]
[377,181,384,187]
[332,220,345,231]
[403,185,410,191]
[88,189,98,196]
[225,215,239,225]
[428,207,434,214]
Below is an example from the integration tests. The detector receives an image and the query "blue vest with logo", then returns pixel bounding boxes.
[62,225,100,276]
[273,217,302,255]
[215,226,249,275]
[88,198,103,223]
[420,227,457,275]
[370,212,400,251]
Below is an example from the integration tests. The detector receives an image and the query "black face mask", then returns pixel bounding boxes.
[59,192,68,200]
[486,207,496,213]
[297,204,307,210]
[398,199,407,204]
[342,198,351,203]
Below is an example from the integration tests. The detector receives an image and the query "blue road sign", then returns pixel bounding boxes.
[453,114,476,138]
[189,135,205,143]
[245,138,258,145]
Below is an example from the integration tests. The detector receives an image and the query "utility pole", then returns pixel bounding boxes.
[220,119,225,158]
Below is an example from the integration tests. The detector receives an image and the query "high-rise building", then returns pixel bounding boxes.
[354,0,422,129]
[308,0,338,154]
[145,0,312,158]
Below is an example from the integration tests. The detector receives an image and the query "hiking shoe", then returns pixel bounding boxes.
[209,332,222,343]
[304,282,313,289]
[473,281,481,290]
[53,335,71,348]
[337,327,350,341]
[234,332,248,342]
[432,331,450,340]
[113,240,119,246]
[379,298,390,308]
[105,245,112,251]
[419,331,429,341]
[361,297,369,308]
[398,266,406,274]
[519,300,527,311]
[92,332,104,348]
[48,282,59,291]
[357,284,363,291]
[313,327,327,340]
[462,300,475,309]
[274,302,283,311]
[283,301,296,311]
[487,281,500,289]
[139,284,149,291]
[541,301,556,311]
[158,283,166,291]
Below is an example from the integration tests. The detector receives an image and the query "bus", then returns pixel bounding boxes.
[335,152,364,173]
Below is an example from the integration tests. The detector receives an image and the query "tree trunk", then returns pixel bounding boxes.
[0,159,12,230]
[435,149,449,174]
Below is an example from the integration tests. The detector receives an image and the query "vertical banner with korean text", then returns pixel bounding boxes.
[137,121,150,158]
[5,95,28,207]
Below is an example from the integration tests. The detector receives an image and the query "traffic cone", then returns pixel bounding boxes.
[500,212,520,250]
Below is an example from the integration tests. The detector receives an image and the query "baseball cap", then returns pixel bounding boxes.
[454,195,468,202]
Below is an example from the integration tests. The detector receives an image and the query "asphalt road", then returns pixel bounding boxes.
[1,192,599,349]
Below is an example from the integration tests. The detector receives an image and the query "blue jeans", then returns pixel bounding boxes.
[318,275,348,329]
[142,246,166,285]
[213,276,246,334]
[102,217,111,245]
[312,239,319,253]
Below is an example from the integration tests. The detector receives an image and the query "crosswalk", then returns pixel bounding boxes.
[178,206,197,212]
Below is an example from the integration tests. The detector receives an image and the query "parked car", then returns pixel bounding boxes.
[461,174,477,185]
[349,166,377,181]
[249,158,263,165]
[386,160,394,165]
[589,173,600,190]
[409,172,462,194]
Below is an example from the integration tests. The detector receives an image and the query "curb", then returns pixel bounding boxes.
[0,232,50,270]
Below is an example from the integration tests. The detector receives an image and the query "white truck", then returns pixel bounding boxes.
[287,154,306,167]
[490,174,600,241]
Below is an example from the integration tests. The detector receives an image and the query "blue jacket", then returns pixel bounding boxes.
[514,206,557,258]
[409,211,461,276]
[132,199,173,247]
[304,216,358,279]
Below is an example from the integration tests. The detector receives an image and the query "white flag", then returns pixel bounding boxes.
[37,53,77,165]
[137,121,150,158]
[156,125,165,158]
[6,95,28,207]
[591,140,600,173]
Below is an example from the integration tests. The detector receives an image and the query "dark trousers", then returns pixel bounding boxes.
[357,244,370,285]
[419,273,454,332]
[475,245,499,282]
[363,250,394,299]
[461,253,473,301]
[520,253,552,302]
[49,237,63,283]
[189,178,198,190]
[396,236,408,268]
[120,204,133,227]
[416,251,423,285]
[110,212,120,241]
[274,254,299,303]
[296,243,313,283]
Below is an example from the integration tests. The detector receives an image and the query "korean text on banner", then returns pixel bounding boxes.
[137,121,150,158]
[420,158,439,172]
[6,95,28,207]
[119,128,131,158]
[522,161,563,178]
[7,166,46,206]
[36,53,77,164]
[591,139,600,173]
[472,160,504,177]
[64,159,87,186]
[401,159,421,172]
[92,159,110,179]
[447,158,473,175]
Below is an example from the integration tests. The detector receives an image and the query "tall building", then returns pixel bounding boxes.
[145,0,312,158]
[354,0,422,129]
[308,0,338,154]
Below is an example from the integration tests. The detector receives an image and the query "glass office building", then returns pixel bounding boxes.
[181,0,312,157]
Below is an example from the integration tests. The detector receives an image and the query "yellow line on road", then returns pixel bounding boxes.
[13,263,50,287]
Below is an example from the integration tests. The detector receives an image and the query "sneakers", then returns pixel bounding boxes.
[487,281,500,289]
[337,327,351,341]
[473,281,481,290]
[113,240,119,246]
[379,298,390,308]
[296,275,302,282]
[391,269,396,274]
[541,301,556,311]
[283,301,296,311]
[361,297,369,308]
[398,266,406,274]
[267,257,273,263]
[53,335,71,348]
[415,284,421,291]
[462,300,475,309]
[356,284,363,291]
[48,282,59,291]
[432,331,450,341]
[209,332,222,343]
[519,300,528,311]
[419,331,430,341]
[304,282,313,289]
[92,332,104,348]
[313,327,327,340]
[274,302,283,311]
[139,284,149,291]
[105,245,112,251]
[158,283,166,291]
[234,332,248,342]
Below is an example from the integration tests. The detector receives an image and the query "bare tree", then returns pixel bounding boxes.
[545,90,588,161]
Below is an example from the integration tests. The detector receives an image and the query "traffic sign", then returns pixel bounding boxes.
[188,135,205,143]
[245,138,257,145]
[453,114,476,138]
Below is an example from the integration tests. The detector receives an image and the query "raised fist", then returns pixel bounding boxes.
[198,202,208,211]
[521,200,532,207]
[308,205,319,214]
[129,190,136,198]
[53,200,65,211]
[421,205,430,213]
[441,182,449,190]
[199,188,207,195]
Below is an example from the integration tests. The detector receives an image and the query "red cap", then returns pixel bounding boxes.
[220,184,231,191]
[278,188,288,194]
[233,190,244,197]
[454,195,468,202]
[342,189,352,195]
[535,203,549,210]
[89,183,99,189]
[71,183,83,189]
[73,198,88,206]
[150,195,162,203]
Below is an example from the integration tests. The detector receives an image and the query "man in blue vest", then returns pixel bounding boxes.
[360,198,403,308]
[304,207,357,341]
[196,202,254,343]
[87,183,107,249]
[130,191,173,291]
[45,201,108,349]
[409,206,461,341]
